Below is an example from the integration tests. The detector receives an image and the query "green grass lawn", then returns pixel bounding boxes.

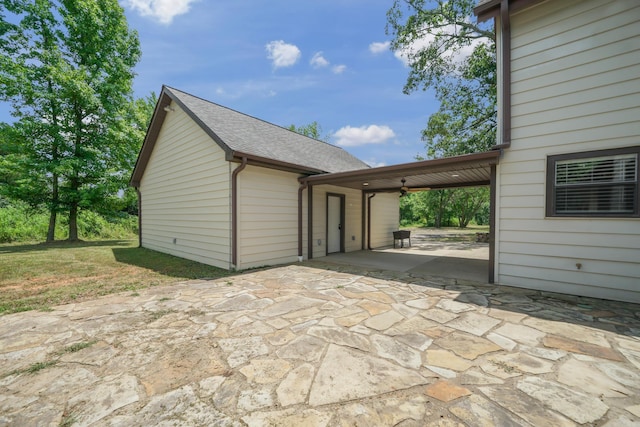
[0,240,233,315]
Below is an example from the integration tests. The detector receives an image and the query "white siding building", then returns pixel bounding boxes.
[138,101,232,269]
[476,0,640,302]
[131,86,400,271]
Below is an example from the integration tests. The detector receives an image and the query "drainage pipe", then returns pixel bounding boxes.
[367,193,376,250]
[307,184,313,260]
[298,179,308,262]
[231,157,248,269]
[135,187,142,248]
[497,0,511,149]
[361,192,366,250]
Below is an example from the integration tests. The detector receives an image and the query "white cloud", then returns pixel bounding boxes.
[310,52,346,74]
[310,52,329,68]
[369,41,390,54]
[211,76,317,101]
[334,125,395,147]
[266,40,301,69]
[393,24,482,67]
[124,0,197,24]
[332,64,347,74]
[214,81,278,100]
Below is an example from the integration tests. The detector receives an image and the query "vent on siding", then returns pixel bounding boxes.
[555,154,637,214]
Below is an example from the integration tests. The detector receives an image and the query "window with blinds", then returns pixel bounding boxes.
[546,147,639,217]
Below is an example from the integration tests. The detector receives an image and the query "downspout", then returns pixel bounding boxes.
[367,193,376,250]
[307,184,313,260]
[489,164,497,284]
[231,157,248,269]
[298,179,308,262]
[361,192,366,250]
[135,187,142,248]
[495,0,512,149]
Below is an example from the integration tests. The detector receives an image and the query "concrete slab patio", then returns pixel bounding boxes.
[326,229,489,283]
[1,262,639,426]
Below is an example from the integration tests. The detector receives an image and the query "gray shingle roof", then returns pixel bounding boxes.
[166,87,370,174]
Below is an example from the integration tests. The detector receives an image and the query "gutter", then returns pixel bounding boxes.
[307,184,313,260]
[367,193,376,250]
[135,187,142,248]
[298,179,308,262]
[498,0,511,149]
[489,164,497,284]
[476,0,515,150]
[361,192,366,250]
[231,156,248,269]
[229,151,325,175]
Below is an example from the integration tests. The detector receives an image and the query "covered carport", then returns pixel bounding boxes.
[298,150,501,283]
[316,229,491,283]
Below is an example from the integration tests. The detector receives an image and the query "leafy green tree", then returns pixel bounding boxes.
[387,0,496,158]
[400,190,461,228]
[288,121,329,142]
[426,189,454,228]
[99,93,157,217]
[0,0,141,241]
[388,0,495,228]
[400,191,428,225]
[0,123,51,210]
[451,187,488,228]
[1,0,65,241]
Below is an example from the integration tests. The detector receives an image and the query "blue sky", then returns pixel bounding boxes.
[1,0,443,166]
[121,0,440,166]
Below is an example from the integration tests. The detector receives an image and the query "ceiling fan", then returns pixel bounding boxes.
[400,178,430,197]
[400,178,409,197]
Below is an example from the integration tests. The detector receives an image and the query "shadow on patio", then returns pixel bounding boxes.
[306,251,640,340]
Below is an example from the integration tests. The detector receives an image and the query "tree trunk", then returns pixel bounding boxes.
[46,75,60,243]
[68,105,82,242]
[46,172,59,242]
[46,210,57,242]
[68,201,78,241]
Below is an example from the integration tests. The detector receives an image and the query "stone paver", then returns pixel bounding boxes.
[516,376,610,424]
[557,357,632,397]
[0,262,639,426]
[308,344,429,406]
[426,380,472,402]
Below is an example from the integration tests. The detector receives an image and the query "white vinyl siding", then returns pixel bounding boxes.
[495,0,640,302]
[368,193,400,249]
[311,185,362,259]
[139,102,231,269]
[236,165,306,269]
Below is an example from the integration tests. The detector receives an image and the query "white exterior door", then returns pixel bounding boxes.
[327,195,343,253]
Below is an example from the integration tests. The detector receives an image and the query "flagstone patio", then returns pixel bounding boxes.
[0,262,639,426]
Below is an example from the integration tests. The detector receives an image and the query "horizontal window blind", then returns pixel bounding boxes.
[554,154,637,214]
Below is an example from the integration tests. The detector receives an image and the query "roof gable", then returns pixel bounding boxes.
[130,86,369,186]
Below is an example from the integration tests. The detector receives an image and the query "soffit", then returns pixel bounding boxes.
[304,150,501,192]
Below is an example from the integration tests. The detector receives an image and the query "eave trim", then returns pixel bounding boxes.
[301,150,501,187]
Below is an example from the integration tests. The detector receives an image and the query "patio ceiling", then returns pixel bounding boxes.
[303,150,501,192]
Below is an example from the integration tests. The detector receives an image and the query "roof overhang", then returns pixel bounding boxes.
[301,150,501,192]
[130,89,173,187]
[227,151,326,175]
[474,0,546,22]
